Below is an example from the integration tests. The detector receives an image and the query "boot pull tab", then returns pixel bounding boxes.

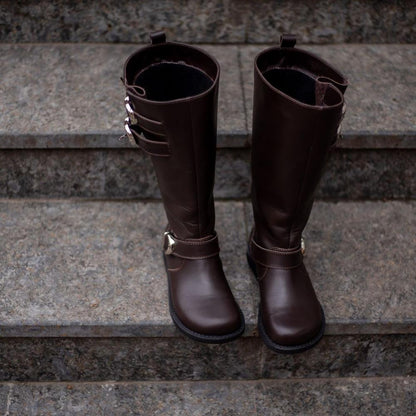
[149,31,166,45]
[280,33,296,48]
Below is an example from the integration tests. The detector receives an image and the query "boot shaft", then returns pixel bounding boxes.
[123,34,220,239]
[251,37,348,249]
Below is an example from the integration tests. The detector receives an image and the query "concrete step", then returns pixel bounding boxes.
[0,199,415,381]
[1,43,415,149]
[0,377,415,415]
[1,0,415,44]
[0,43,415,200]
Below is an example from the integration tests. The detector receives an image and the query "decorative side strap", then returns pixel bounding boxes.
[249,237,303,269]
[163,232,220,260]
[125,122,171,157]
[135,112,165,136]
[123,96,170,157]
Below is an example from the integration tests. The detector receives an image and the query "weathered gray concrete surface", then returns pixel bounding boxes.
[1,149,415,200]
[0,200,415,337]
[1,0,415,44]
[0,44,246,148]
[0,44,415,149]
[0,336,415,381]
[0,377,415,415]
[0,384,9,413]
[0,200,257,337]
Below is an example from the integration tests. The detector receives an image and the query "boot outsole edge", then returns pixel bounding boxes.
[246,250,326,354]
[164,253,246,344]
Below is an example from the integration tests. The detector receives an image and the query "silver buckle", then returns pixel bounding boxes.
[301,236,306,255]
[164,231,176,255]
[337,103,347,140]
[124,117,137,146]
[124,96,138,124]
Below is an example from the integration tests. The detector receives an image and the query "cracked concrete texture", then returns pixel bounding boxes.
[0,377,415,415]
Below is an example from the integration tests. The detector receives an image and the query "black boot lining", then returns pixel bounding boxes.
[263,68,317,105]
[134,62,213,101]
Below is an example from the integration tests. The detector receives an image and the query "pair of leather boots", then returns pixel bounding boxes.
[122,32,348,353]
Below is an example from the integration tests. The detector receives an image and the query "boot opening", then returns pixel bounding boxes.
[134,62,213,101]
[263,68,316,105]
[256,48,347,93]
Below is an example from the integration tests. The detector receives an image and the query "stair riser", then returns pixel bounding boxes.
[0,378,415,416]
[1,0,415,44]
[1,149,415,200]
[0,335,415,381]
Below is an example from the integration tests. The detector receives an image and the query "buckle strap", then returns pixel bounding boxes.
[125,122,171,157]
[249,237,303,269]
[125,96,166,136]
[163,232,220,260]
[123,96,170,156]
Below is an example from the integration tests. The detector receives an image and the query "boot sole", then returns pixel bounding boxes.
[163,254,245,344]
[246,251,325,354]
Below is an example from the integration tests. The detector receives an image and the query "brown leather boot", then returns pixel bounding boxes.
[248,34,348,353]
[122,32,245,343]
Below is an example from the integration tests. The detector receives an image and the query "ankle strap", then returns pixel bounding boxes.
[249,237,303,269]
[164,232,220,260]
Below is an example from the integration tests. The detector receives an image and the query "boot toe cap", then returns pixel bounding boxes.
[177,297,242,336]
[262,305,324,347]
[168,256,244,338]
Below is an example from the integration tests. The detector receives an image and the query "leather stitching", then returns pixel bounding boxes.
[251,238,301,255]
[249,237,302,269]
[257,266,269,281]
[172,252,220,260]
[255,261,302,271]
[189,101,201,237]
[173,235,218,246]
[167,258,185,272]
[165,232,220,259]
[288,111,319,247]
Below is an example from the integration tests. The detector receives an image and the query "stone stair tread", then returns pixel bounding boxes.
[0,377,414,415]
[0,199,414,338]
[1,0,414,45]
[0,43,415,149]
